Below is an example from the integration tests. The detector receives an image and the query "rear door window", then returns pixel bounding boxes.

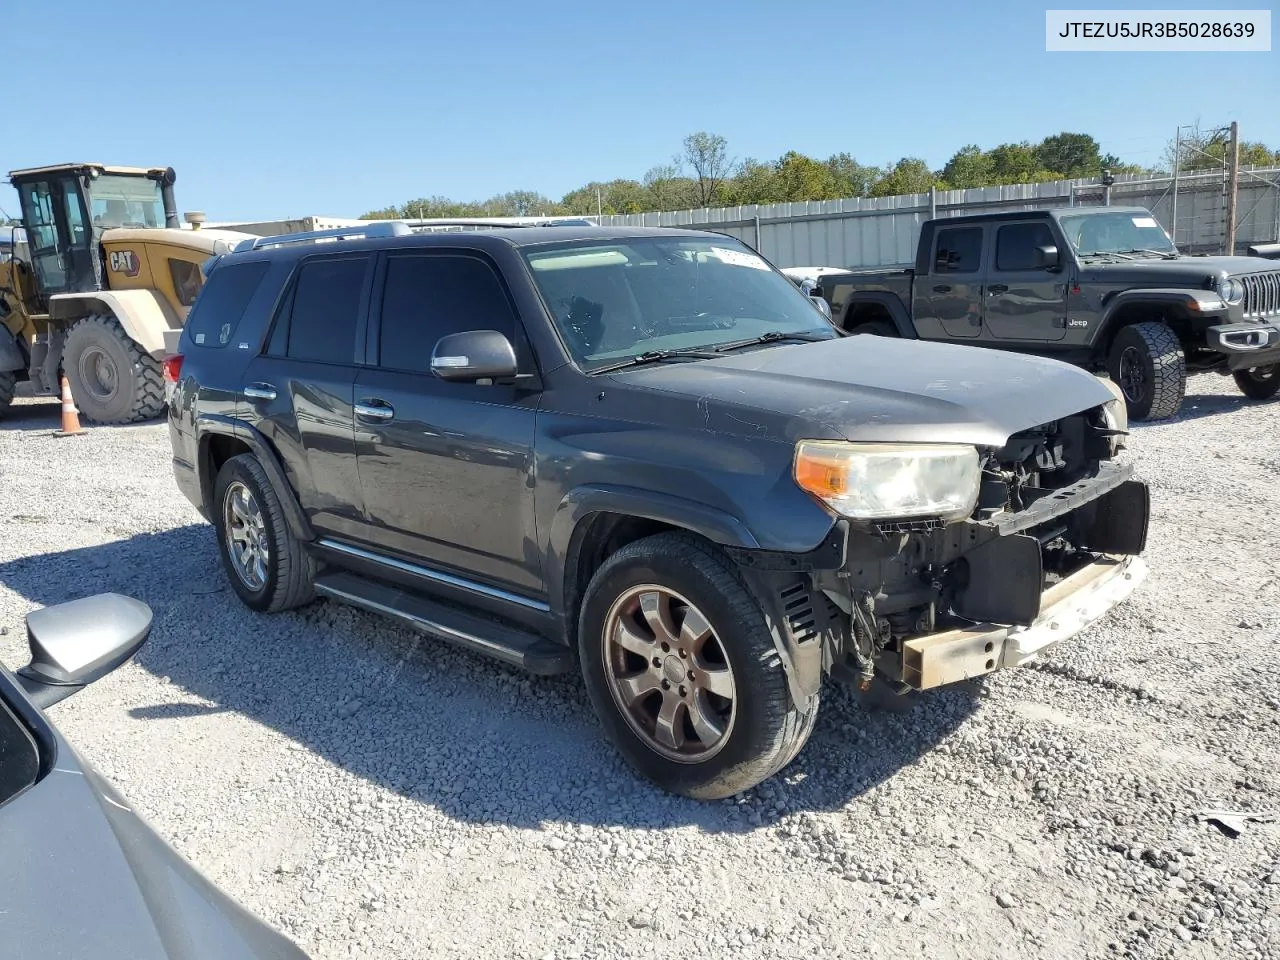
[377,254,517,374]
[933,227,983,274]
[184,260,270,348]
[280,257,370,365]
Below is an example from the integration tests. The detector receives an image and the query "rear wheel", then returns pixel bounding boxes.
[1106,321,1186,421]
[1233,364,1280,400]
[0,370,15,416]
[62,314,165,424]
[579,533,814,799]
[213,454,315,613]
[849,319,897,337]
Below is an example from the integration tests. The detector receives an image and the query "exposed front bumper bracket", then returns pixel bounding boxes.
[898,554,1148,690]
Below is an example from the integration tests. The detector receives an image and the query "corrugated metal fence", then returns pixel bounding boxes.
[599,168,1280,269]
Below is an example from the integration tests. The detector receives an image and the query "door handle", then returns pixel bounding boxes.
[987,284,1009,295]
[932,284,952,293]
[355,399,395,421]
[243,383,277,401]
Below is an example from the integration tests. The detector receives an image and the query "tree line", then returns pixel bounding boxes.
[361,127,1280,220]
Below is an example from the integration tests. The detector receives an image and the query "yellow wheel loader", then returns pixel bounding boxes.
[0,164,253,422]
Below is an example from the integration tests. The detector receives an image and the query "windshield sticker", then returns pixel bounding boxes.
[707,247,770,270]
[1131,216,1159,229]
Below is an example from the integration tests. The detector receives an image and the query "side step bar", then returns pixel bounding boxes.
[313,572,573,676]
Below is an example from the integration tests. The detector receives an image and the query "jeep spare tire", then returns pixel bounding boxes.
[63,314,166,424]
[1106,321,1186,421]
[1233,364,1280,401]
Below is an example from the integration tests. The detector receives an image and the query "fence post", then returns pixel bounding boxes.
[929,185,937,220]
[753,214,761,252]
[1171,127,1181,245]
[1224,121,1240,254]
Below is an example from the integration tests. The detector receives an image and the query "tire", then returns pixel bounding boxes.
[1105,321,1186,421]
[849,319,897,337]
[1233,364,1280,401]
[578,532,814,799]
[0,370,14,416]
[62,314,165,424]
[213,454,315,613]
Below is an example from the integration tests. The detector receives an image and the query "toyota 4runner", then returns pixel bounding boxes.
[167,222,1150,799]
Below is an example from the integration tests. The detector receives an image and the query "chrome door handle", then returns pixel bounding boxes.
[243,383,277,401]
[355,401,395,421]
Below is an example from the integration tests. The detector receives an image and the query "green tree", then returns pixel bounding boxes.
[825,153,878,197]
[941,145,993,189]
[1034,132,1103,177]
[869,158,938,197]
[642,164,695,211]
[774,151,843,201]
[561,179,648,215]
[726,158,781,205]
[683,132,733,206]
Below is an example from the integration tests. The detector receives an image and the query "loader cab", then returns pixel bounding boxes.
[6,163,178,305]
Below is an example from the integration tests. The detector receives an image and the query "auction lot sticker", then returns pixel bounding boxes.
[1046,9,1271,50]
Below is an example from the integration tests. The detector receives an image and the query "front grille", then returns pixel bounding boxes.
[1239,271,1280,319]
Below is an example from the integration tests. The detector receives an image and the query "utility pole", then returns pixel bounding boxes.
[596,187,603,219]
[1224,121,1240,255]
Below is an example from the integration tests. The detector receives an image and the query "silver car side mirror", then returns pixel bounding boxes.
[16,594,152,710]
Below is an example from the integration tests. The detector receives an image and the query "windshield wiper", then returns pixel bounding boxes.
[588,348,721,375]
[1116,248,1179,260]
[1078,250,1137,261]
[713,330,833,353]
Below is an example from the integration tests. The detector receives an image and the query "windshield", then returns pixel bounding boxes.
[523,237,836,370]
[1059,211,1178,258]
[88,175,165,228]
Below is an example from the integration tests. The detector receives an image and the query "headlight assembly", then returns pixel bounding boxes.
[793,442,981,521]
[1220,277,1244,304]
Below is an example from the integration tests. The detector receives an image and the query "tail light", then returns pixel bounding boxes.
[162,354,184,383]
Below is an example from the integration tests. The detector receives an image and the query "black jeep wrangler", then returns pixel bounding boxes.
[819,207,1280,420]
[167,222,1149,798]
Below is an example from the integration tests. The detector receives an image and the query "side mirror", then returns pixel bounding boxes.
[430,330,518,383]
[16,594,152,710]
[1034,244,1061,270]
[810,293,832,320]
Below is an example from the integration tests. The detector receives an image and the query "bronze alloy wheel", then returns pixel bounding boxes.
[601,584,737,763]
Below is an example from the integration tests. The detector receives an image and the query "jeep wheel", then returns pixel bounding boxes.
[0,370,15,415]
[849,320,897,337]
[213,454,315,613]
[62,314,165,423]
[579,532,814,799]
[1106,321,1186,421]
[1233,364,1280,401]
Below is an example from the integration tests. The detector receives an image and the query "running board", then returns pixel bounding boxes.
[313,572,573,676]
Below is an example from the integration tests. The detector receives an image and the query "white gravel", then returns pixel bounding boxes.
[1,375,1278,960]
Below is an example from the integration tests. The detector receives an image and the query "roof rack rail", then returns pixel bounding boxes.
[233,221,411,253]
[402,217,597,233]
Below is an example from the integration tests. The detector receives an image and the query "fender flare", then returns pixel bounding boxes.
[49,289,178,359]
[196,414,315,541]
[1094,289,1219,351]
[840,291,917,338]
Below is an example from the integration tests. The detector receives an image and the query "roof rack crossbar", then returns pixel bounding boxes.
[234,221,411,253]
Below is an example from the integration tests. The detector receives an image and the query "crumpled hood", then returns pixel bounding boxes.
[616,336,1115,449]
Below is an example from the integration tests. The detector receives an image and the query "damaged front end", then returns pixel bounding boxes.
[731,402,1149,705]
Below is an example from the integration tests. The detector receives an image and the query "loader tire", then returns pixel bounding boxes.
[63,314,166,424]
[0,371,14,416]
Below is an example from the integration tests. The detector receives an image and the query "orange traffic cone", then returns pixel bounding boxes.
[53,375,84,438]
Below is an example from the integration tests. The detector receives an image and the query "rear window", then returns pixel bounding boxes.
[934,227,983,274]
[184,261,270,349]
[281,257,369,365]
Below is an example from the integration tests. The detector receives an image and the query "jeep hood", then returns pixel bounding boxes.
[616,336,1115,449]
[1081,255,1278,286]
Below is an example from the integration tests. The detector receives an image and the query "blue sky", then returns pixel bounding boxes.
[2,0,1275,220]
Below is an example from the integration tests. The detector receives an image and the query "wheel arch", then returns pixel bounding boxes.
[196,415,314,542]
[1094,291,1202,357]
[839,292,914,338]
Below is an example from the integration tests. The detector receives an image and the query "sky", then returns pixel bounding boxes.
[2,0,1276,221]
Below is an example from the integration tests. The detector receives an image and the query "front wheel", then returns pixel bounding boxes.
[1106,321,1186,421]
[1233,364,1280,400]
[849,319,897,337]
[62,314,165,423]
[578,533,815,799]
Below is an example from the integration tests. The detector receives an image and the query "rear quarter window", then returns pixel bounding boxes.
[183,260,271,349]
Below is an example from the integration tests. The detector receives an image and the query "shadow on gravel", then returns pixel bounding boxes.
[0,527,978,831]
[1133,391,1269,426]
[0,398,61,430]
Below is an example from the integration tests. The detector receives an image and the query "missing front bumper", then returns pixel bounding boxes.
[897,553,1148,690]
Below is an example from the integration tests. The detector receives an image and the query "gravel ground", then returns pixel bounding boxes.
[1,375,1277,960]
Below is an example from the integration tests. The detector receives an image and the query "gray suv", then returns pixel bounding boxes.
[167,222,1150,798]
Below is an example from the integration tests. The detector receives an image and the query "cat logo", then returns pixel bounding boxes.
[108,250,140,278]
